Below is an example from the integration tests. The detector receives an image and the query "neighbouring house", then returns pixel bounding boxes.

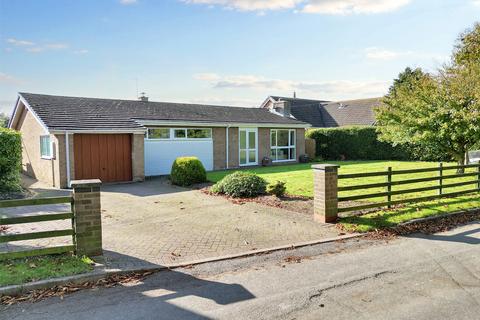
[8,93,308,188]
[260,95,382,128]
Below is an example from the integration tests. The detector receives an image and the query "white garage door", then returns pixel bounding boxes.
[145,139,214,176]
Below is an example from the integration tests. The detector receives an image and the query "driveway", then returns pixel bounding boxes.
[101,178,340,269]
[1,176,340,269]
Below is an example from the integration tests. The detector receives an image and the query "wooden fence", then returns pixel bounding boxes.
[337,163,480,213]
[0,196,75,261]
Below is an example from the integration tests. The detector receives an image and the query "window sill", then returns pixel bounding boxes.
[41,156,53,160]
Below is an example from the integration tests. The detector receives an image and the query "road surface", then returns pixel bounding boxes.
[3,223,480,319]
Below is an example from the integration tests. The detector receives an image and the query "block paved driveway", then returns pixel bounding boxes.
[101,178,340,269]
[1,177,340,270]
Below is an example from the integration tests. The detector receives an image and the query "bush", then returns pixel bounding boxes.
[0,128,22,191]
[211,171,267,198]
[305,126,411,161]
[170,156,207,187]
[267,181,286,197]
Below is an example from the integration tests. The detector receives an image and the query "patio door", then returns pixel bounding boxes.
[239,128,258,166]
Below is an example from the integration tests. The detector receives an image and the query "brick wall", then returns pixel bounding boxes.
[132,133,145,181]
[16,108,61,187]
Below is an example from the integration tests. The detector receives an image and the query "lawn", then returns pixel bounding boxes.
[340,193,480,232]
[208,161,480,231]
[208,160,477,201]
[0,254,94,287]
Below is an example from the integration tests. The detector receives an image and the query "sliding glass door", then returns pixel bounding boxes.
[239,128,257,166]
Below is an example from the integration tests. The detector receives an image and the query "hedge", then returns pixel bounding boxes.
[305,126,410,161]
[0,128,22,191]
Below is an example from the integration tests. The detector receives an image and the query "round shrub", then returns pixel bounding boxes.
[212,171,267,198]
[0,128,22,192]
[170,156,207,187]
[267,181,286,198]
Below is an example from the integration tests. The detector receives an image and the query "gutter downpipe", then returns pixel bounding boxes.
[226,125,230,169]
[65,132,71,188]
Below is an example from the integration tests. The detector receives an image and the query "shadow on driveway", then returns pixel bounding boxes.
[101,177,192,197]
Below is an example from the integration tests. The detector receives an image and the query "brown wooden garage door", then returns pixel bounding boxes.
[74,134,132,183]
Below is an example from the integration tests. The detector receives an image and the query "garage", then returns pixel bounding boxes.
[74,134,133,183]
[144,128,214,176]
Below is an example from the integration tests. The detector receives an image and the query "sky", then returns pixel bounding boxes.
[0,0,479,115]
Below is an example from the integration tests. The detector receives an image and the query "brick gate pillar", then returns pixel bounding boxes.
[312,164,339,223]
[71,179,103,256]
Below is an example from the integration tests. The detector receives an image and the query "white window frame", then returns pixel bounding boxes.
[239,128,258,166]
[270,129,296,162]
[40,135,53,159]
[146,128,212,141]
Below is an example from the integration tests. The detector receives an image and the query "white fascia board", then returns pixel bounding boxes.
[259,96,276,109]
[10,94,50,134]
[7,96,20,129]
[50,129,147,134]
[135,119,309,129]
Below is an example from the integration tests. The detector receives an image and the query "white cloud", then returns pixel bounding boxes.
[26,43,68,53]
[120,0,138,4]
[182,0,302,11]
[0,72,23,85]
[73,49,89,55]
[181,0,412,14]
[364,47,448,63]
[188,96,259,107]
[193,73,221,81]
[194,73,389,100]
[302,0,411,14]
[6,38,35,46]
[364,47,413,60]
[473,0,480,6]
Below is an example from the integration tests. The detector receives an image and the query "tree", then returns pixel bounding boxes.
[454,22,480,66]
[0,113,9,128]
[375,23,480,171]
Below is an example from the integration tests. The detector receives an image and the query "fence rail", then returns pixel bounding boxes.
[0,196,75,261]
[337,163,480,213]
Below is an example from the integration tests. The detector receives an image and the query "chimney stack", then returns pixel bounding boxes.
[293,91,297,99]
[139,92,149,102]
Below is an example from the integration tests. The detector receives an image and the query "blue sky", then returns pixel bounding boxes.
[0,0,479,114]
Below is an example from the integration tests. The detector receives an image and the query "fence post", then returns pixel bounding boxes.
[71,179,103,257]
[312,164,339,223]
[387,167,392,208]
[477,161,480,190]
[439,162,443,195]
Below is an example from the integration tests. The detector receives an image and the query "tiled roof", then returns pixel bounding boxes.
[270,96,381,127]
[20,93,307,131]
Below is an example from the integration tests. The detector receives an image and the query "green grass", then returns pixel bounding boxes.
[208,160,477,200]
[339,193,480,232]
[0,254,94,287]
[208,161,480,231]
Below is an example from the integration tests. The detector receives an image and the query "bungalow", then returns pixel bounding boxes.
[261,95,381,128]
[8,93,308,188]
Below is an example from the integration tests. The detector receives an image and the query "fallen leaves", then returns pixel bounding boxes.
[0,271,154,306]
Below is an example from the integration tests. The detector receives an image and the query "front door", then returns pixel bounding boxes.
[239,128,257,166]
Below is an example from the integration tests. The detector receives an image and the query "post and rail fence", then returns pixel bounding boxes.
[313,163,480,223]
[0,179,103,261]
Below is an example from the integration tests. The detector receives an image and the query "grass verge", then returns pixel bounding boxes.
[0,254,94,287]
[340,193,480,232]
